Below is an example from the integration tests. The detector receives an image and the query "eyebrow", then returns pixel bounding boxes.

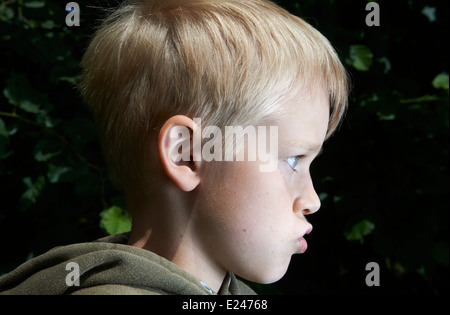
[284,139,323,154]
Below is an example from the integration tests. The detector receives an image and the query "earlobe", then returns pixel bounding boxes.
[158,115,201,192]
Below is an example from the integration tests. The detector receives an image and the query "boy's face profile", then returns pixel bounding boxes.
[180,85,329,285]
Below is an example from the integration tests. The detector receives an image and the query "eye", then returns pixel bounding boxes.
[286,156,300,170]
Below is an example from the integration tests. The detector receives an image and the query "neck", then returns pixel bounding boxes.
[126,191,227,293]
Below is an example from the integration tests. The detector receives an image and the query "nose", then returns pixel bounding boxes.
[293,176,321,216]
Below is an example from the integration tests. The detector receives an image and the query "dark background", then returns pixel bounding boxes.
[0,0,448,294]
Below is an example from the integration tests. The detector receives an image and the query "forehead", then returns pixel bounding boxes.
[276,85,330,149]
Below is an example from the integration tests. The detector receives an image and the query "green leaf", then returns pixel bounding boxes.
[3,73,47,114]
[0,118,12,159]
[47,164,71,183]
[3,74,22,106]
[100,206,132,236]
[344,219,375,244]
[20,176,46,210]
[377,112,396,121]
[19,100,42,114]
[23,1,46,8]
[0,6,14,22]
[432,73,449,91]
[33,138,63,162]
[34,150,62,162]
[58,76,79,84]
[349,45,373,71]
[377,57,391,74]
[421,6,436,23]
[41,20,56,30]
[0,118,9,143]
[319,192,328,201]
[400,95,439,104]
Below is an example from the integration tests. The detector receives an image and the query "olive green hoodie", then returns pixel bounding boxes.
[0,233,256,295]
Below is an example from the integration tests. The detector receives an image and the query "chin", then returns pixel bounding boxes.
[238,260,291,285]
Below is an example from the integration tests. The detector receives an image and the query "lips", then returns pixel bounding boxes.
[296,225,313,254]
[297,237,308,253]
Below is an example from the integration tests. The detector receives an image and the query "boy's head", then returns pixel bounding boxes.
[80,0,348,197]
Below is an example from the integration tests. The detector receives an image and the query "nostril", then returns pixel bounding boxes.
[293,195,321,216]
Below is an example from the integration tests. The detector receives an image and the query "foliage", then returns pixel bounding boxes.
[344,219,376,244]
[100,206,132,236]
[348,44,373,72]
[0,0,448,294]
[0,0,117,272]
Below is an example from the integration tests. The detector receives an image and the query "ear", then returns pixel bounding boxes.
[158,115,201,192]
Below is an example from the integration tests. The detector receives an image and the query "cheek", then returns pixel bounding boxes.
[198,161,295,247]
[210,163,288,214]
[196,162,299,283]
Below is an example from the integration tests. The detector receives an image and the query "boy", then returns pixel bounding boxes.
[0,0,348,294]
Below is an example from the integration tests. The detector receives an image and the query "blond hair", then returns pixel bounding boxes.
[79,0,349,195]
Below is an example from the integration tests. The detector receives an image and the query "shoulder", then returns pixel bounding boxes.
[70,284,165,295]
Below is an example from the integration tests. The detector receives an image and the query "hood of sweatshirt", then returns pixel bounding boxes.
[0,233,255,295]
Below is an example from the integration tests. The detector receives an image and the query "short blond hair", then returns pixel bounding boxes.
[80,0,349,195]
